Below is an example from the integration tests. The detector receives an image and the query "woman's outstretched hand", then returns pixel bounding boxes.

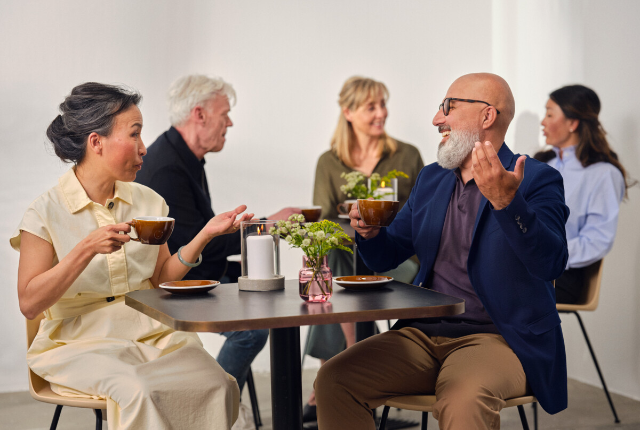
[203,205,254,239]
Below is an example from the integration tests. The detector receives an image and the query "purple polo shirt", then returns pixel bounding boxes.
[410,171,499,338]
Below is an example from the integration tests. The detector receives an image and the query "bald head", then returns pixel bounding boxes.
[448,73,515,132]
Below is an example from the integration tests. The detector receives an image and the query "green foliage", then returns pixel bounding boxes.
[339,169,409,200]
[270,215,353,269]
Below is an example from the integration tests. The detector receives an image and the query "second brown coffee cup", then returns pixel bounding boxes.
[357,200,400,227]
[300,206,322,222]
[336,199,357,216]
[129,217,175,245]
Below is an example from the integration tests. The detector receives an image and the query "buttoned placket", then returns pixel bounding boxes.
[93,200,130,295]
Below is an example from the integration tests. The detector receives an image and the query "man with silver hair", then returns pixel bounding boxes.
[137,74,298,429]
[315,73,570,429]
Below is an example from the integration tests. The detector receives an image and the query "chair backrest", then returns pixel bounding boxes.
[557,259,604,312]
[25,313,48,396]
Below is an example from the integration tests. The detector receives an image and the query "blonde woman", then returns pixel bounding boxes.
[304,76,424,422]
[13,82,253,429]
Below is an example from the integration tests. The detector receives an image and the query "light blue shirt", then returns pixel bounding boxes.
[547,145,625,269]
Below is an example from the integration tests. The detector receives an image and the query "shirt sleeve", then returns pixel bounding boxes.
[10,204,52,251]
[567,166,625,268]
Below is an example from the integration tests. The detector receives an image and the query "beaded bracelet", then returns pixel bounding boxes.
[177,246,203,268]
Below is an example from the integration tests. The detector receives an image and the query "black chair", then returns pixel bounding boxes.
[556,259,620,423]
[246,368,263,429]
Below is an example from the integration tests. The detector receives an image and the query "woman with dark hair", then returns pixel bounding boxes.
[11,82,253,429]
[535,84,632,304]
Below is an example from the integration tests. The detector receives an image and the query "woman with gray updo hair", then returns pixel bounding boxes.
[12,82,252,429]
[168,74,236,127]
[46,82,142,164]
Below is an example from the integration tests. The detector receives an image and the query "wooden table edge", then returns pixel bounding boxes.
[125,294,464,333]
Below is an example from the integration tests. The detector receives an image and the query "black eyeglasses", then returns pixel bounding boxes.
[439,97,501,116]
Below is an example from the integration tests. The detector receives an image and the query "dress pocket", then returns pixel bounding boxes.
[526,310,561,335]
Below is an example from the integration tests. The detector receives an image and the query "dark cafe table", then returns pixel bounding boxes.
[125,280,464,430]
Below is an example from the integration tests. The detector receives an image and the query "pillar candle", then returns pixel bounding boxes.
[374,187,395,201]
[247,234,275,279]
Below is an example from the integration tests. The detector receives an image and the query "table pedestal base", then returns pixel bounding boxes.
[270,327,303,429]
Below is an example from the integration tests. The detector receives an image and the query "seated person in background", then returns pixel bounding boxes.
[535,84,632,304]
[315,73,570,430]
[305,76,423,421]
[13,82,253,429]
[135,75,298,424]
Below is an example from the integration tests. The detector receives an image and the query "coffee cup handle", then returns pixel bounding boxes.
[127,220,141,242]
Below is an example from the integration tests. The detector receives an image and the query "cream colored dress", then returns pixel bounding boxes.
[11,169,239,430]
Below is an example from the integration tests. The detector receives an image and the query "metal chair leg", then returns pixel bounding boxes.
[247,368,262,428]
[421,411,428,430]
[517,405,530,430]
[49,404,63,430]
[94,409,103,430]
[532,401,538,430]
[378,406,390,430]
[572,311,621,423]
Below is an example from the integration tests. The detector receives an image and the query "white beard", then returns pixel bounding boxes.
[437,129,480,170]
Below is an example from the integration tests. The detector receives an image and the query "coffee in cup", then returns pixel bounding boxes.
[357,199,400,227]
[129,217,175,245]
[300,206,322,222]
[336,199,357,216]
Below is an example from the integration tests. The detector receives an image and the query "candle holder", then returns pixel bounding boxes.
[368,177,398,201]
[238,220,285,291]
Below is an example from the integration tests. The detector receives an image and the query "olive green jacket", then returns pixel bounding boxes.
[312,140,424,220]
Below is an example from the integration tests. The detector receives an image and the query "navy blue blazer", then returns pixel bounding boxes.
[357,143,570,414]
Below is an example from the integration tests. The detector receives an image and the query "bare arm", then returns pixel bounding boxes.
[151,205,254,286]
[18,223,132,319]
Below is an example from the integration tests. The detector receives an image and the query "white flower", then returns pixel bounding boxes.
[302,239,311,247]
[315,231,325,240]
[285,235,293,243]
[285,221,292,228]
[269,227,276,235]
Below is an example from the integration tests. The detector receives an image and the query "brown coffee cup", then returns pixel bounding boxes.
[357,199,400,227]
[129,217,175,245]
[300,206,322,222]
[336,199,357,216]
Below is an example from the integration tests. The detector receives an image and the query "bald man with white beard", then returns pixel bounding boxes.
[314,73,570,430]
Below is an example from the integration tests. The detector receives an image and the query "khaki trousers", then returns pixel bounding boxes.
[315,327,527,430]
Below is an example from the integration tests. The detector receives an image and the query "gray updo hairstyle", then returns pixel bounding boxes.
[46,82,142,164]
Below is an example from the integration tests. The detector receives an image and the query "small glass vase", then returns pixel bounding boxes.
[299,255,333,303]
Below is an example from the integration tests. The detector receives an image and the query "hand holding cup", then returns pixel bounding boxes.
[83,222,132,255]
[349,199,381,240]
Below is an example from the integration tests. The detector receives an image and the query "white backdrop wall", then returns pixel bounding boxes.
[2,0,639,404]
[0,0,492,393]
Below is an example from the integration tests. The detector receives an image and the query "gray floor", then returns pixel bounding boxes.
[1,372,639,429]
